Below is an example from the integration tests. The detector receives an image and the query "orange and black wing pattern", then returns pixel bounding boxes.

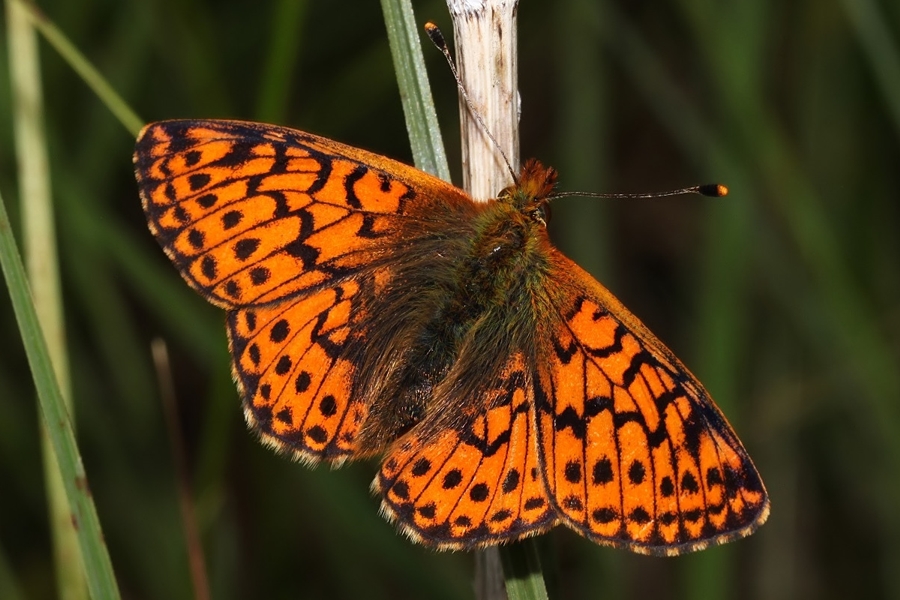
[226,278,372,464]
[376,353,556,549]
[534,249,769,556]
[134,119,471,308]
[134,119,473,463]
[135,120,767,554]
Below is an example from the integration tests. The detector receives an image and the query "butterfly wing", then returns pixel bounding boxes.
[376,352,556,549]
[135,119,477,462]
[227,277,375,464]
[535,249,769,555]
[134,119,472,308]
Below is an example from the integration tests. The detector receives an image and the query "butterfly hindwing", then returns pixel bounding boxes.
[535,249,769,555]
[134,119,471,308]
[226,277,372,463]
[377,353,556,549]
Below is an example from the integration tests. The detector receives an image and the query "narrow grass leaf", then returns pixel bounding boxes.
[0,187,121,599]
[8,0,143,136]
[380,0,451,180]
[5,1,86,597]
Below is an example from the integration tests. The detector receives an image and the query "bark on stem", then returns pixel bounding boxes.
[447,0,519,201]
[445,3,520,599]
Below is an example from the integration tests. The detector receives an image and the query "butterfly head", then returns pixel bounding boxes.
[499,159,558,225]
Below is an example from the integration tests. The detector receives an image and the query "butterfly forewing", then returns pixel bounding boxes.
[134,120,470,308]
[135,119,473,463]
[535,249,769,555]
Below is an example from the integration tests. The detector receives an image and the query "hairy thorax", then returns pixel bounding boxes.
[354,198,550,451]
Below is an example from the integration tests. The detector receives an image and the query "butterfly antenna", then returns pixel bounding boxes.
[548,183,729,201]
[424,22,519,184]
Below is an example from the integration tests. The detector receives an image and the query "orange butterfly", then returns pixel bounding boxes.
[134,119,768,555]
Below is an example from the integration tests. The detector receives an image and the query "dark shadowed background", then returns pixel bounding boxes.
[1,0,898,598]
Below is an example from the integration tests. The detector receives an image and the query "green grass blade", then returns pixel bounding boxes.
[379,0,451,180]
[0,189,121,599]
[499,541,549,600]
[837,0,900,138]
[5,1,86,597]
[8,0,143,137]
[0,542,25,600]
[254,0,309,123]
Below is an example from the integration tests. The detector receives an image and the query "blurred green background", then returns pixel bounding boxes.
[1,0,899,598]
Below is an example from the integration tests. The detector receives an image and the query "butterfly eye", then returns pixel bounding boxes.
[541,202,552,223]
[529,202,550,225]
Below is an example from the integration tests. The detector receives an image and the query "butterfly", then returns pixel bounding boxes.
[133,119,768,556]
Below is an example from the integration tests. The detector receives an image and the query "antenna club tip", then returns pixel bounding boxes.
[424,22,445,46]
[698,183,728,197]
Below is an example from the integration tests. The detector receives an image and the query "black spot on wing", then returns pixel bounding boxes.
[183,150,202,167]
[234,238,260,261]
[295,371,311,393]
[197,193,218,208]
[411,458,432,477]
[524,497,545,511]
[629,507,651,524]
[442,470,463,490]
[391,480,410,500]
[275,408,292,425]
[274,355,292,375]
[306,425,328,444]
[592,458,614,485]
[319,395,338,417]
[592,507,617,523]
[660,476,675,497]
[188,173,210,191]
[200,256,217,280]
[502,469,520,493]
[469,483,490,503]
[564,461,582,484]
[681,471,700,494]
[250,266,270,285]
[270,319,290,343]
[187,229,204,250]
[628,460,646,485]
[222,210,242,230]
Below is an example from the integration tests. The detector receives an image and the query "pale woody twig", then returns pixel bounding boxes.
[446,0,519,201]
[444,2,519,599]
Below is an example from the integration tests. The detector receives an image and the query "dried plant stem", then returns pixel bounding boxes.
[448,0,520,200]
[152,340,211,600]
[444,2,548,600]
